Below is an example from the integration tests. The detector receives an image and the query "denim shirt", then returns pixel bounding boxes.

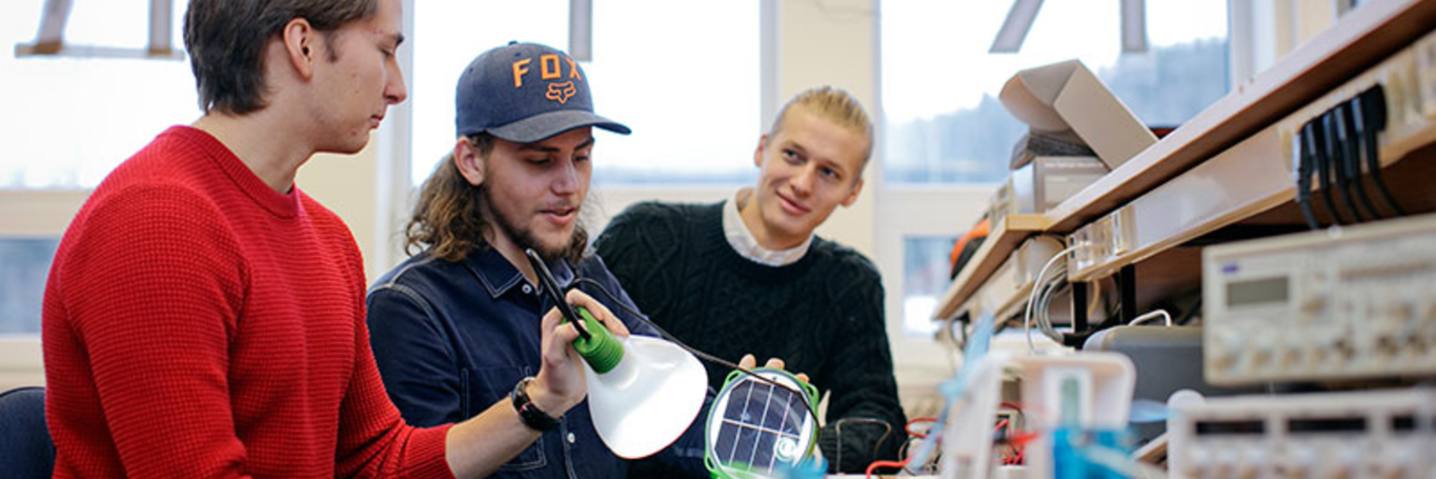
[366,248,708,479]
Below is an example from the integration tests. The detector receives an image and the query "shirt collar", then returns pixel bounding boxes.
[465,246,576,299]
[722,188,813,267]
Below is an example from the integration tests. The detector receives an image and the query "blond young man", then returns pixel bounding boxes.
[595,87,907,473]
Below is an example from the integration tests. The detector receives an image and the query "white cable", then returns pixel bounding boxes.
[1025,244,1084,353]
[1088,279,1104,318]
[1129,309,1172,327]
[1034,270,1058,339]
[1035,267,1066,341]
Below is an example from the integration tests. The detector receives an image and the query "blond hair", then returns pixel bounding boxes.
[769,86,874,163]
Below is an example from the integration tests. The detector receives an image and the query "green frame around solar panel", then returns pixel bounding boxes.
[703,367,821,479]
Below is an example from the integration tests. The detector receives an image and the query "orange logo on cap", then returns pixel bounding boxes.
[512,54,582,88]
[546,81,577,104]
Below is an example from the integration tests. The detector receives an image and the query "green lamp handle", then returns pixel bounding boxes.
[568,306,624,374]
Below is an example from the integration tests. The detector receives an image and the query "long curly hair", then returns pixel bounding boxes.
[405,134,587,263]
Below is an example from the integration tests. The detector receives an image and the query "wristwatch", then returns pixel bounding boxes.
[511,376,560,431]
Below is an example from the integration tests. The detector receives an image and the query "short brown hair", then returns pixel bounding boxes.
[769,86,875,164]
[183,0,378,115]
[405,135,589,263]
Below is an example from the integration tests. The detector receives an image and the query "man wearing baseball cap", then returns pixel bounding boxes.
[365,42,723,477]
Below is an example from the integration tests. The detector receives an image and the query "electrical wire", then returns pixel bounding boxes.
[1000,402,1026,437]
[833,417,895,473]
[995,430,1040,466]
[992,418,1012,461]
[1109,273,1126,321]
[1337,103,1384,220]
[1025,244,1083,353]
[1128,309,1172,327]
[905,416,937,439]
[526,249,595,340]
[903,312,998,475]
[1294,124,1323,230]
[569,276,822,427]
[1351,86,1406,216]
[895,433,926,467]
[999,401,1027,464]
[1035,270,1068,342]
[1324,109,1367,222]
[1038,273,1066,342]
[864,458,908,479]
[896,437,912,462]
[991,419,1021,464]
[1362,125,1406,216]
[1031,254,1076,347]
[1310,119,1348,225]
[1087,279,1104,320]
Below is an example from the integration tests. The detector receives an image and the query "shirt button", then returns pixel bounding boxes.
[567,432,576,444]
[522,284,533,294]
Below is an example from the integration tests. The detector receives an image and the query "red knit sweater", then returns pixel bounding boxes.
[42,126,454,478]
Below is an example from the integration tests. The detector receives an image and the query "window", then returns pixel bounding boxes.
[877,1,1232,338]
[0,0,194,189]
[881,0,1230,184]
[901,236,956,337]
[585,0,759,185]
[1,1,189,334]
[0,238,59,334]
[409,1,569,184]
[408,1,760,186]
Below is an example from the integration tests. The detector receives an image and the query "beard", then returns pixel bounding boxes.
[480,185,583,262]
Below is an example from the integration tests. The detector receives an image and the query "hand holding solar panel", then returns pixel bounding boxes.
[736,354,811,384]
[705,362,822,479]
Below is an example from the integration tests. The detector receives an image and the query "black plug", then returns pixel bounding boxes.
[1334,103,1380,220]
[1306,119,1346,225]
[1350,84,1406,216]
[1323,108,1365,222]
[1338,101,1385,219]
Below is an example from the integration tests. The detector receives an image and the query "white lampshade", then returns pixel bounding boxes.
[585,334,708,459]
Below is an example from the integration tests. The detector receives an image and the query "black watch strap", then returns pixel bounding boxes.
[511,377,560,431]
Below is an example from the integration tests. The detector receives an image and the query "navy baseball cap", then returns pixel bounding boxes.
[455,42,630,142]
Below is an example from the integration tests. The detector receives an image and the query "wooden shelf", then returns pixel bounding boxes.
[930,0,1436,325]
[932,214,1051,321]
[1065,28,1436,282]
[1042,0,1436,234]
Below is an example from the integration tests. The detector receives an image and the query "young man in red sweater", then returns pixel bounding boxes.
[41,1,625,477]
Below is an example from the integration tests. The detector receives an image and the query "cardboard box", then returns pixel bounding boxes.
[1000,59,1157,170]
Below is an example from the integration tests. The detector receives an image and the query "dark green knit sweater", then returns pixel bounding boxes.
[594,200,907,473]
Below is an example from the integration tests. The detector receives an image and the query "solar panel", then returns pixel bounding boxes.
[705,368,819,479]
